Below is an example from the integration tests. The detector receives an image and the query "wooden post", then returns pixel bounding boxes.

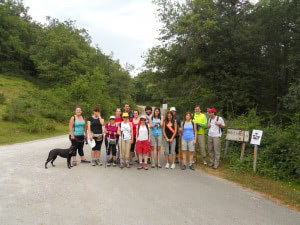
[253,144,258,172]
[223,140,230,158]
[240,142,246,160]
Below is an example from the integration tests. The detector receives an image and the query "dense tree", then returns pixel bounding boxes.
[136,0,300,118]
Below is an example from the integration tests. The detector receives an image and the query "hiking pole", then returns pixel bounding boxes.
[105,138,109,168]
[156,136,159,170]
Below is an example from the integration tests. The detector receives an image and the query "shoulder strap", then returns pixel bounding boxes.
[73,116,76,132]
[191,121,195,136]
[217,116,219,121]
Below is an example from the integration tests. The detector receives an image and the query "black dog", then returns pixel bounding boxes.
[45,145,76,169]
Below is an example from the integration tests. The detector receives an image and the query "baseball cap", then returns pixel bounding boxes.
[140,115,146,120]
[170,107,176,111]
[208,108,217,113]
[109,116,116,120]
[122,112,129,118]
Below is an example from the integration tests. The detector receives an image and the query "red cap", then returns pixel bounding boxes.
[208,108,217,113]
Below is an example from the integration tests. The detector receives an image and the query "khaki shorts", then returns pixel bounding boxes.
[182,139,195,152]
[150,135,162,147]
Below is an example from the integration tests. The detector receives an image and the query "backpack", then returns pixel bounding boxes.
[209,116,223,133]
[137,123,150,139]
[182,121,195,136]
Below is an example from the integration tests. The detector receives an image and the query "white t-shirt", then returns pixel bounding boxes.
[137,125,149,141]
[208,116,225,137]
[121,122,131,140]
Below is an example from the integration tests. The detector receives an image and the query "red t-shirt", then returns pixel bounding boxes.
[130,118,140,139]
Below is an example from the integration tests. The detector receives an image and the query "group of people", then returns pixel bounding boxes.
[68,104,225,171]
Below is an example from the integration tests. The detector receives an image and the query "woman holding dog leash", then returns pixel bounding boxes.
[87,106,105,166]
[69,106,91,166]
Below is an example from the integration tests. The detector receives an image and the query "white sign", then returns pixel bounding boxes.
[250,130,263,145]
[162,104,168,110]
[226,128,250,142]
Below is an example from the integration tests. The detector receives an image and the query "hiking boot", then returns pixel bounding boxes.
[107,162,111,167]
[72,161,77,166]
[171,164,175,169]
[109,158,113,163]
[175,158,179,164]
[81,159,91,163]
[113,161,117,167]
[91,160,96,166]
[138,163,143,170]
[120,163,124,169]
[189,164,195,171]
[126,163,131,168]
[144,164,149,170]
[181,165,186,170]
[129,161,133,166]
[96,159,102,166]
[165,163,170,169]
[158,163,162,168]
[203,159,208,166]
[147,158,151,164]
[151,163,155,168]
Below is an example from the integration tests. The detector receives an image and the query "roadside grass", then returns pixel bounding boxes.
[195,158,300,211]
[0,120,68,145]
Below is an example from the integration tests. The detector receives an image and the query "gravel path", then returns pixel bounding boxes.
[0,135,299,225]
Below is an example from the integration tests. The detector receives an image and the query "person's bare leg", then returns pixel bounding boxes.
[139,154,143,163]
[172,154,176,165]
[182,151,187,166]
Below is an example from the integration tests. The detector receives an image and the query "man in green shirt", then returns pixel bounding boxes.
[192,105,208,165]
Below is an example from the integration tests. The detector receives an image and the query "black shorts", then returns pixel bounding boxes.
[92,138,103,151]
[105,139,117,156]
[130,138,136,152]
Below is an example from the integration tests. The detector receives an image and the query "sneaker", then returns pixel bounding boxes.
[203,159,208,166]
[151,163,155,168]
[189,164,195,171]
[181,165,186,170]
[165,163,170,169]
[158,163,162,168]
[171,164,175,169]
[120,163,124,169]
[72,161,77,166]
[113,161,117,167]
[147,158,151,164]
[81,159,91,163]
[96,159,103,166]
[144,164,149,170]
[129,161,133,166]
[91,160,96,166]
[126,163,131,168]
[175,158,179,164]
[138,163,143,170]
[107,162,111,167]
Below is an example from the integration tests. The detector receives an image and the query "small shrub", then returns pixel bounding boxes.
[22,117,55,133]
[0,93,6,104]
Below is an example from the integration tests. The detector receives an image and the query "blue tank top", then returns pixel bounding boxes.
[182,122,194,141]
[74,119,85,136]
[151,117,162,136]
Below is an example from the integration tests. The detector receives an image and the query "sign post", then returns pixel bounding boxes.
[224,128,249,158]
[250,130,263,173]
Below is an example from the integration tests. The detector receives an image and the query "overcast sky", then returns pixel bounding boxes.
[23,0,161,75]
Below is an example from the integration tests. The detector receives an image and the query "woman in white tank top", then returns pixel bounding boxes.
[135,115,151,170]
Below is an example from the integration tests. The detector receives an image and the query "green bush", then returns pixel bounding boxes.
[22,117,55,133]
[0,93,6,104]
[223,110,300,183]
